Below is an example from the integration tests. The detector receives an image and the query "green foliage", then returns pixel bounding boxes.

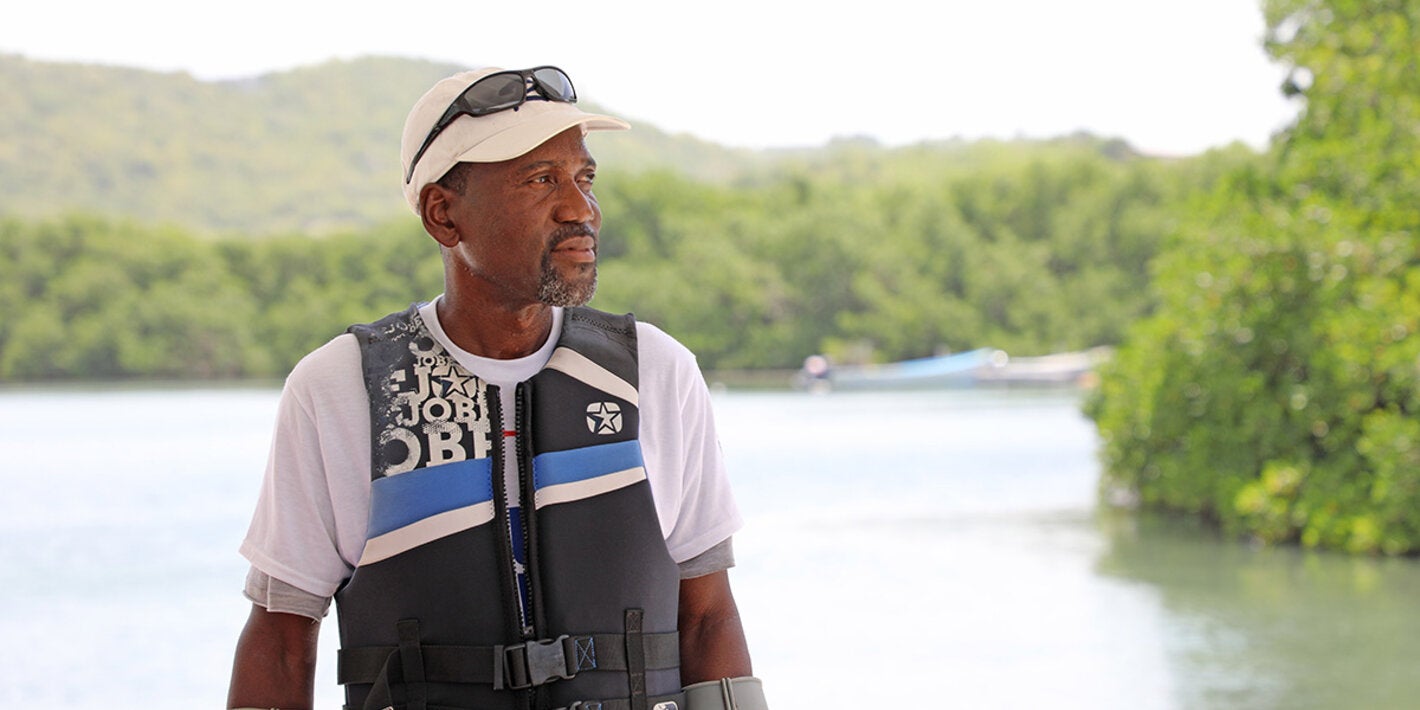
[0,55,768,235]
[0,215,445,380]
[0,215,265,378]
[0,133,1205,381]
[215,222,445,375]
[1088,0,1420,554]
[589,137,1200,369]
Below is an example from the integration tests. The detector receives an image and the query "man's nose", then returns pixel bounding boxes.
[553,182,598,224]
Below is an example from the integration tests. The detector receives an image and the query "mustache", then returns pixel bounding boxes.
[548,224,597,248]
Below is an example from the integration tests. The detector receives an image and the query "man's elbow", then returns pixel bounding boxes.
[678,571,754,683]
[227,604,320,709]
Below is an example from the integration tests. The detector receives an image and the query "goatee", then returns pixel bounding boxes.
[538,261,597,307]
[540,225,598,306]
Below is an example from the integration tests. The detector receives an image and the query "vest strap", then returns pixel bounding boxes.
[397,620,427,710]
[625,609,648,710]
[337,631,681,688]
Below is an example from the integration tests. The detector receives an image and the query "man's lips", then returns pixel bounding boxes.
[552,236,597,262]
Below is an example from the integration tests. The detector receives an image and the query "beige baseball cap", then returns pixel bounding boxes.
[400,66,630,214]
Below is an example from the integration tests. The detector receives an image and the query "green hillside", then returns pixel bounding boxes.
[0,54,759,235]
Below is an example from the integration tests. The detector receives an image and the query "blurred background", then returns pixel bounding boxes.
[1,1,1417,708]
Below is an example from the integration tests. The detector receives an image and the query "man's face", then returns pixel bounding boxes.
[443,128,601,308]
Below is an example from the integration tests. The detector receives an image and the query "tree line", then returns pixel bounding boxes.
[0,136,1244,381]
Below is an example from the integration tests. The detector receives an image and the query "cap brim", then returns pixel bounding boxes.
[403,99,630,214]
[454,110,630,163]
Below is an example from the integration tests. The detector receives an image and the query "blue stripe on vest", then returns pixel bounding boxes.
[533,439,645,489]
[368,458,495,538]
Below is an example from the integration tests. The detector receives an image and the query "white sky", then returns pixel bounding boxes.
[2,0,1300,156]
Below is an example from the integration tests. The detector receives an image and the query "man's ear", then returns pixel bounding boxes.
[420,183,461,248]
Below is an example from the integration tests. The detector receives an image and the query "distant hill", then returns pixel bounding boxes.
[0,54,1156,237]
[0,54,763,235]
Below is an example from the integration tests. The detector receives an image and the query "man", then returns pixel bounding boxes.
[228,66,766,710]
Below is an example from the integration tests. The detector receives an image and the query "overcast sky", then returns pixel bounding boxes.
[2,0,1301,155]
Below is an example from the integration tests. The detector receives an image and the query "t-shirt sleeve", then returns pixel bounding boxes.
[243,566,333,620]
[637,322,744,564]
[677,536,736,579]
[238,334,372,599]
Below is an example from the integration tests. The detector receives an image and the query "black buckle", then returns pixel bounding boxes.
[501,635,576,690]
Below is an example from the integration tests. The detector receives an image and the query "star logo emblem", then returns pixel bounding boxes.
[586,402,622,435]
[435,370,474,398]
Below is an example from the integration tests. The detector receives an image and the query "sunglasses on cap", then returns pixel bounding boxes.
[404,66,579,184]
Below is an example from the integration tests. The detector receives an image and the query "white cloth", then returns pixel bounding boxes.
[240,301,742,600]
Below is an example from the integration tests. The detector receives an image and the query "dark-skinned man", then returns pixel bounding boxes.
[228,65,765,710]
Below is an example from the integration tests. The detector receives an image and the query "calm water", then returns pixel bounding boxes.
[2,385,1418,709]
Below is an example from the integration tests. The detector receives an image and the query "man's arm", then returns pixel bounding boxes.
[678,569,753,684]
[228,604,320,710]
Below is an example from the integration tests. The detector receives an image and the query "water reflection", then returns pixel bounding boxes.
[1095,510,1420,709]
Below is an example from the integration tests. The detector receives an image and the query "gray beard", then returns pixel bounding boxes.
[538,258,597,307]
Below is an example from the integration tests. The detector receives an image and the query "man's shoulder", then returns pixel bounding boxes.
[347,304,424,344]
[568,307,697,368]
[634,319,697,367]
[632,320,710,404]
[283,332,364,401]
[288,301,424,387]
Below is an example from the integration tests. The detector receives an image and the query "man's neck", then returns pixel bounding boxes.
[435,294,556,360]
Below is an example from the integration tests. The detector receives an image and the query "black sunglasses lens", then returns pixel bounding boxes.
[532,67,576,102]
[464,73,528,114]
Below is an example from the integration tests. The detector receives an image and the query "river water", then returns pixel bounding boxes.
[1,385,1417,708]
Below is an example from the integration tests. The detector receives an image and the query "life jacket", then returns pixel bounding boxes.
[335,305,682,710]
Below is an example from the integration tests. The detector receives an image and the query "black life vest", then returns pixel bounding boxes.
[335,305,681,710]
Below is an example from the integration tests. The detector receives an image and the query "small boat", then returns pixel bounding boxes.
[796,348,1006,391]
[795,347,1109,391]
[971,348,1108,386]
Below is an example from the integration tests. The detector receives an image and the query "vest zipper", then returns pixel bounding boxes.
[484,384,527,643]
[515,381,545,638]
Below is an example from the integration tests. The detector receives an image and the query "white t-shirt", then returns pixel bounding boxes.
[240,301,742,600]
